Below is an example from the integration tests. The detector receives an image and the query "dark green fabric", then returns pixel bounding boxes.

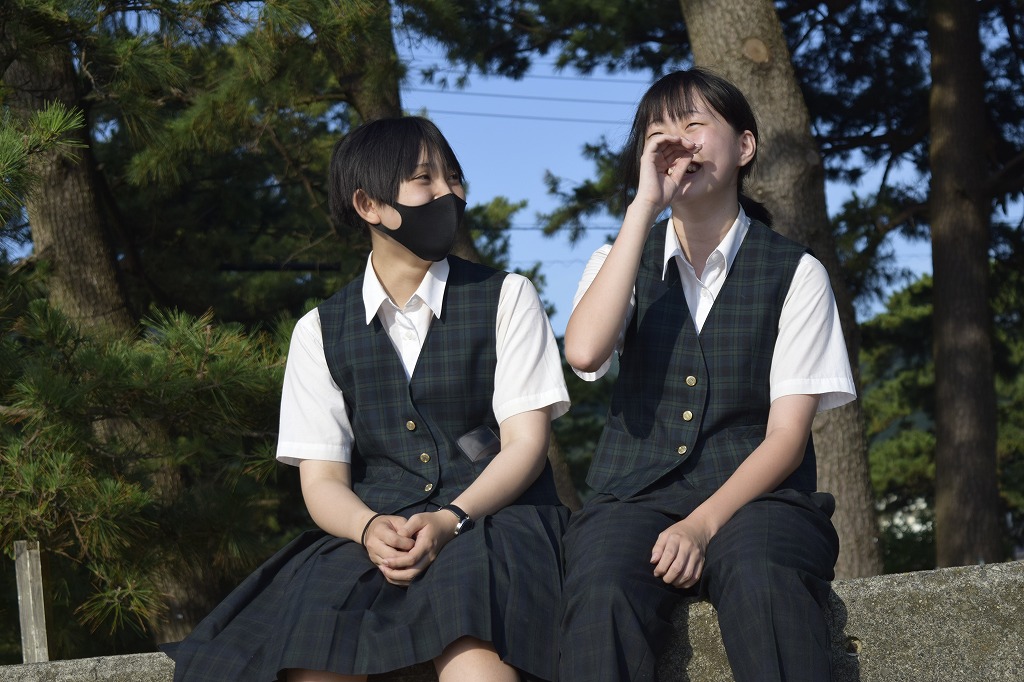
[319,255,560,513]
[170,502,569,681]
[586,220,816,499]
[166,256,569,681]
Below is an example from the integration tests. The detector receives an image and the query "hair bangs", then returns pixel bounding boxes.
[328,116,463,232]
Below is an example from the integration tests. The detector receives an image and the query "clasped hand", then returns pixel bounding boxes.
[362,511,457,586]
[650,517,712,589]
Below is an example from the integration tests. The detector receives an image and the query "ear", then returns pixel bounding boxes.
[738,130,757,168]
[352,189,383,225]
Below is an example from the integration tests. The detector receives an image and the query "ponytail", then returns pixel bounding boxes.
[739,194,773,228]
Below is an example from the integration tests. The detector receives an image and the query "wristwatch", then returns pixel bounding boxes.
[442,504,474,536]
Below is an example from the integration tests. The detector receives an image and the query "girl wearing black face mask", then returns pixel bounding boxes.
[164,117,571,682]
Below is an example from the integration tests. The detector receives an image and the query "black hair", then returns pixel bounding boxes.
[328,116,465,231]
[621,68,772,226]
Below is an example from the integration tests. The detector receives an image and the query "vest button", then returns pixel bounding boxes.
[405,420,417,431]
[419,453,430,463]
[677,445,688,456]
[685,375,697,386]
[682,410,693,421]
[424,483,434,492]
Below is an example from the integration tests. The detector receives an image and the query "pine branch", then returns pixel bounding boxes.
[0,102,85,223]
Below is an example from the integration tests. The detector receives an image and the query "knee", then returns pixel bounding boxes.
[562,546,637,608]
[562,530,659,618]
[705,540,775,597]
[704,534,829,614]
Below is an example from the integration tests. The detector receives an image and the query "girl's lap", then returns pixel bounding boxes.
[172,504,568,681]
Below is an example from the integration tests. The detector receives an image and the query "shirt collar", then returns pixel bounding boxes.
[661,205,751,280]
[361,254,449,324]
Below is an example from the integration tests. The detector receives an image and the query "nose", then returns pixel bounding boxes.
[431,177,453,199]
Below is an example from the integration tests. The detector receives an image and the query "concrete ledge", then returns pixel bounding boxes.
[2,561,1021,681]
[0,653,173,682]
[660,559,1024,681]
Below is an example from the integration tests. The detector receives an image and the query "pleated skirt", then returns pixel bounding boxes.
[166,502,569,682]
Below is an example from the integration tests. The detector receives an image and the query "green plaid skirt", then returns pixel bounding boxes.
[166,502,568,681]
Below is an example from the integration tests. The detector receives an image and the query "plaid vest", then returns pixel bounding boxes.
[586,220,818,499]
[319,256,560,513]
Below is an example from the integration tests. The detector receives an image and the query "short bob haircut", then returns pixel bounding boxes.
[328,116,465,232]
[621,68,771,224]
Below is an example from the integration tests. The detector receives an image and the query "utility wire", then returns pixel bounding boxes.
[414,108,625,125]
[404,87,637,107]
[405,60,654,85]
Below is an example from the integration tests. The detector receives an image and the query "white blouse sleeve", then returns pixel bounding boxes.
[276,308,355,467]
[770,254,858,412]
[493,274,571,423]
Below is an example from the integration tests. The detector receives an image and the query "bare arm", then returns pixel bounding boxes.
[650,393,820,588]
[564,134,699,371]
[298,459,414,568]
[448,406,553,518]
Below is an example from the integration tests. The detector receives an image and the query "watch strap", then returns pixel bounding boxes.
[441,504,473,536]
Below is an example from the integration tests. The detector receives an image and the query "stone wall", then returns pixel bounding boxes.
[2,560,1021,681]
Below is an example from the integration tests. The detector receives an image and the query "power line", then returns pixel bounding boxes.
[505,225,620,231]
[405,60,653,85]
[404,87,637,107]
[516,72,652,85]
[511,258,594,266]
[418,108,625,125]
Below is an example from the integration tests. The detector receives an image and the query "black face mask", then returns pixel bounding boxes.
[377,194,466,262]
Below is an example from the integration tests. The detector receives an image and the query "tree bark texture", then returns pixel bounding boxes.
[2,41,134,334]
[678,0,882,578]
[2,26,221,643]
[317,0,403,122]
[927,0,1002,567]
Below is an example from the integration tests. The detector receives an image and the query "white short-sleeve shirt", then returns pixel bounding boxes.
[277,256,570,466]
[570,208,857,412]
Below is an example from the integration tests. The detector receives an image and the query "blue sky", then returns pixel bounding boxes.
[399,49,648,335]
[397,46,941,335]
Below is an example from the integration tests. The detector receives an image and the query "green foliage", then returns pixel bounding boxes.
[1,0,536,655]
[399,0,690,82]
[463,195,524,269]
[860,241,1024,570]
[0,103,86,227]
[829,186,930,318]
[89,7,370,324]
[876,495,935,574]
[859,277,940,572]
[0,278,292,655]
[0,3,1019,665]
[781,2,932,179]
[539,138,625,243]
[992,221,1024,554]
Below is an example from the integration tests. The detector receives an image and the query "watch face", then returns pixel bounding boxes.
[455,517,474,535]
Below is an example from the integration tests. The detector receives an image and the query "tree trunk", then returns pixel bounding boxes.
[927,0,1002,567]
[2,29,223,643]
[318,0,404,122]
[678,0,882,578]
[2,42,134,333]
[548,436,583,512]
